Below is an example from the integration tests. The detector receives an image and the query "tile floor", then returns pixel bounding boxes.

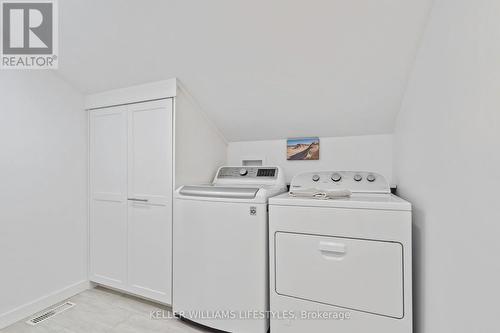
[1,287,211,333]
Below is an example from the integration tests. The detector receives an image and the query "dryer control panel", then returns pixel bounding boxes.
[290,171,390,194]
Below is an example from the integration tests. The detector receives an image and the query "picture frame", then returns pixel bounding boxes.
[287,137,320,160]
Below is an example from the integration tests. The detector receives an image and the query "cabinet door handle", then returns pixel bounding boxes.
[127,198,149,202]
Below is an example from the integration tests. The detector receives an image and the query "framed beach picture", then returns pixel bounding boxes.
[287,137,320,160]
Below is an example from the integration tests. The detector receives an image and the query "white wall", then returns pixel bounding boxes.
[0,72,88,328]
[175,86,227,187]
[228,135,393,184]
[393,1,500,332]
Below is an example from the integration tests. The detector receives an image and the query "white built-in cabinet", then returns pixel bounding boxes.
[89,99,173,304]
[86,78,227,305]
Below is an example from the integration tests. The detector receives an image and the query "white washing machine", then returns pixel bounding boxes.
[269,171,412,333]
[174,166,286,333]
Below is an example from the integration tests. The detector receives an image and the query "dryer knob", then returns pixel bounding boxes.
[312,175,320,182]
[367,174,376,182]
[239,168,248,176]
[354,174,363,182]
[331,173,342,182]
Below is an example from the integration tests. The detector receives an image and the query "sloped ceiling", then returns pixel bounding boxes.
[58,0,432,141]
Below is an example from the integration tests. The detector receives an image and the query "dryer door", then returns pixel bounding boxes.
[274,232,404,318]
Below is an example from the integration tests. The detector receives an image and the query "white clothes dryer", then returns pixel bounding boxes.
[269,171,412,333]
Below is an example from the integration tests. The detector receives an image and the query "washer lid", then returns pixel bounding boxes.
[179,185,259,199]
[269,193,411,211]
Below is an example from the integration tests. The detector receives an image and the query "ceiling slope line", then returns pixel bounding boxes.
[176,80,229,144]
[393,0,437,130]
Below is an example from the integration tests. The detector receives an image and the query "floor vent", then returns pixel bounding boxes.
[26,302,75,326]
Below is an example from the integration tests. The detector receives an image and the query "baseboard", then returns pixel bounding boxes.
[93,283,172,308]
[0,280,91,329]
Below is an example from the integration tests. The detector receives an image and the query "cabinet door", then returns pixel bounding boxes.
[127,99,173,303]
[89,107,128,289]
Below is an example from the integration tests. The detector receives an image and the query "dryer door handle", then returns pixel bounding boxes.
[318,241,346,258]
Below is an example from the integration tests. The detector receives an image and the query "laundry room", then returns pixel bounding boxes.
[0,1,499,333]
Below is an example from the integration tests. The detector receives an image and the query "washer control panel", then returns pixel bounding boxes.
[217,167,278,179]
[291,171,389,194]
